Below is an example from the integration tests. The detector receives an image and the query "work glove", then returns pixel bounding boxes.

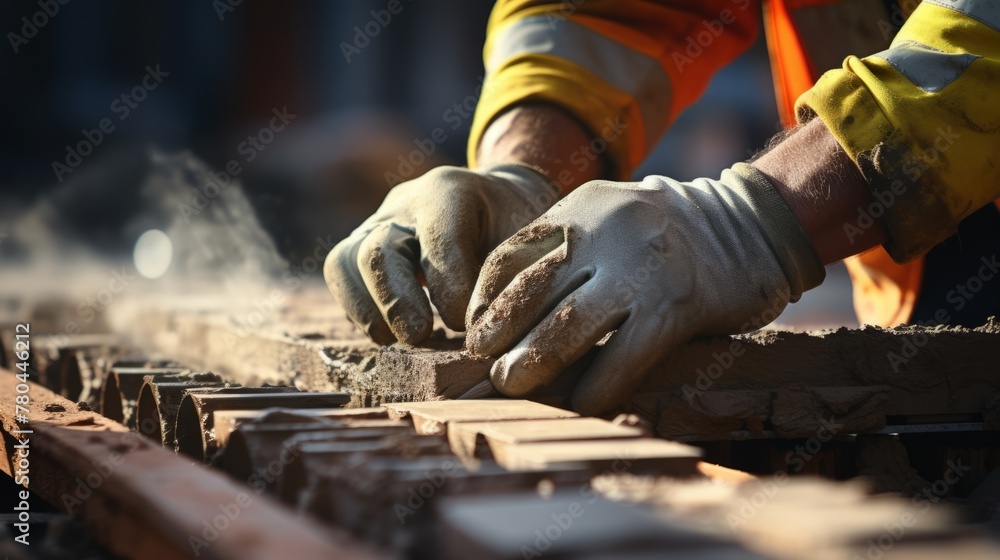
[325,165,560,345]
[465,163,825,416]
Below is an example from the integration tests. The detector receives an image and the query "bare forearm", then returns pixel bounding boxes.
[475,103,608,195]
[752,118,888,264]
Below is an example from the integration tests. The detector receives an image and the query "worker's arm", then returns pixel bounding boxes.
[322,103,598,345]
[795,0,1000,262]
[471,0,762,181]
[753,119,886,264]
[326,0,761,344]
[477,103,609,195]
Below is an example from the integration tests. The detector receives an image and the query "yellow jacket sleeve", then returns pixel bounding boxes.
[469,0,761,179]
[796,0,1000,262]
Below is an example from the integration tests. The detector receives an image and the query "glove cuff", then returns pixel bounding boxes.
[726,163,826,302]
[481,163,561,201]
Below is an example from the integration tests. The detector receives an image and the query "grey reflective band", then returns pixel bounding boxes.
[924,0,1000,34]
[873,41,980,93]
[488,15,671,149]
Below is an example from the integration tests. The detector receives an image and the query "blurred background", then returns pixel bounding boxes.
[0,0,855,330]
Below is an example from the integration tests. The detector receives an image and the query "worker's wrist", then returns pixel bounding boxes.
[480,163,561,206]
[726,163,826,301]
[476,103,607,195]
[752,118,888,264]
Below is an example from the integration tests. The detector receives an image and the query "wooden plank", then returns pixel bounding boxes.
[696,462,757,484]
[448,417,644,460]
[383,399,577,435]
[494,439,702,475]
[0,369,387,560]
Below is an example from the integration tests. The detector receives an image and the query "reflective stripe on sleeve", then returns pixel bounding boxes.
[488,15,671,149]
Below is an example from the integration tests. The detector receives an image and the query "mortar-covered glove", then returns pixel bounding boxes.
[324,165,560,345]
[465,163,825,416]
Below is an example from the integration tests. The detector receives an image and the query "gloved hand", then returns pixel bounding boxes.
[465,163,825,416]
[325,164,560,345]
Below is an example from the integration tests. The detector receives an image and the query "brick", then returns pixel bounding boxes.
[99,366,189,426]
[31,334,124,394]
[639,321,1000,417]
[770,386,890,437]
[212,407,389,447]
[173,387,350,460]
[217,417,413,485]
[713,478,956,557]
[654,390,772,441]
[437,491,729,560]
[306,456,589,555]
[115,291,1000,428]
[117,298,376,392]
[279,434,447,506]
[646,385,892,441]
[0,368,388,560]
[357,347,491,405]
[135,374,225,447]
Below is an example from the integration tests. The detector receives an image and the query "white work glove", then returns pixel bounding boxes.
[325,165,559,345]
[465,163,825,416]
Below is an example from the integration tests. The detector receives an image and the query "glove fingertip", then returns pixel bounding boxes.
[390,312,433,346]
[570,378,629,418]
[489,353,535,398]
[569,390,609,418]
[464,308,504,358]
[430,287,471,333]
